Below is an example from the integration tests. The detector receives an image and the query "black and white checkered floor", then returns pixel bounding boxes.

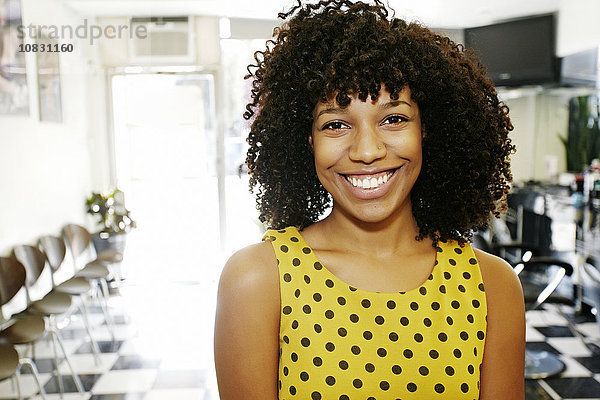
[1,284,599,399]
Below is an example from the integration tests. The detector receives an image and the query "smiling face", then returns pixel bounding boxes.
[310,87,423,225]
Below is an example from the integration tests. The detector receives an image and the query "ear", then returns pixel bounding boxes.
[308,134,313,149]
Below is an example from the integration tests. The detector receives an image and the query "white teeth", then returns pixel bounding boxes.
[345,170,395,189]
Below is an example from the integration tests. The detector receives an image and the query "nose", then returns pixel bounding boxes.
[348,124,386,163]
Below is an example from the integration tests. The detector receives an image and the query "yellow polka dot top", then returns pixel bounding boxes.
[263,227,487,400]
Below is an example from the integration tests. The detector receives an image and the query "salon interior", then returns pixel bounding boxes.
[0,0,600,399]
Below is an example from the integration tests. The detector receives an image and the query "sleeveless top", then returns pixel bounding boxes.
[263,227,487,400]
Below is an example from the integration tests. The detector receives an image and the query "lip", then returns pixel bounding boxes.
[338,166,403,200]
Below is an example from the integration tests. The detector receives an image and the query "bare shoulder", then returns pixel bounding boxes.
[472,247,523,301]
[218,241,279,296]
[215,241,280,399]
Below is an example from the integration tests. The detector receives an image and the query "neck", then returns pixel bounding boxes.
[318,200,428,258]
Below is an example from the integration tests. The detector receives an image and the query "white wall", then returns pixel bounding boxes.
[0,0,108,254]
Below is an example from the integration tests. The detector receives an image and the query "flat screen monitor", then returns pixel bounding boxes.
[464,15,556,87]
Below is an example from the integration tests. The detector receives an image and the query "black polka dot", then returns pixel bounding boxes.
[313,357,322,366]
[280,245,289,253]
[463,271,471,279]
[436,246,443,252]
[302,247,311,254]
[375,316,385,325]
[419,287,427,295]
[438,332,448,342]
[428,273,434,280]
[461,383,469,393]
[392,365,402,374]
[380,381,390,390]
[429,349,439,359]
[314,323,322,333]
[292,258,301,266]
[339,360,348,370]
[303,304,311,314]
[435,383,445,393]
[283,273,292,282]
[389,332,398,341]
[326,376,336,386]
[403,349,413,358]
[400,317,409,326]
[325,279,334,288]
[311,391,321,400]
[353,379,363,388]
[339,396,349,400]
[446,316,454,325]
[419,366,429,376]
[454,348,462,358]
[325,310,334,319]
[300,371,309,381]
[283,306,292,315]
[410,302,419,311]
[474,347,478,357]
[439,285,446,294]
[338,327,347,337]
[454,247,463,254]
[445,366,455,376]
[290,237,299,242]
[444,272,451,280]
[283,335,289,344]
[387,300,396,309]
[314,262,323,270]
[478,283,485,291]
[477,330,485,340]
[291,352,298,362]
[458,284,466,292]
[377,348,387,357]
[313,293,322,302]
[301,337,310,347]
[351,345,361,355]
[289,386,296,395]
[468,365,475,374]
[414,333,423,343]
[467,314,474,323]
[449,258,457,266]
[365,363,375,372]
[472,299,481,308]
[294,289,301,298]
[451,301,460,309]
[460,331,469,340]
[337,296,346,305]
[304,275,311,284]
[431,302,440,310]
[283,366,289,376]
[469,257,477,264]
[407,382,417,392]
[269,236,276,241]
[349,286,357,291]
[423,318,432,327]
[350,314,359,323]
[325,342,335,352]
[278,229,286,233]
[292,320,299,329]
[361,299,371,308]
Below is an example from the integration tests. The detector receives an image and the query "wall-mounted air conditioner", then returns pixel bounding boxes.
[129,16,196,64]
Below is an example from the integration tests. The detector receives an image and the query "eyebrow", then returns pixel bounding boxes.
[315,100,411,118]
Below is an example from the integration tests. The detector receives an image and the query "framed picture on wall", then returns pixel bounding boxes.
[0,0,29,116]
[36,34,62,123]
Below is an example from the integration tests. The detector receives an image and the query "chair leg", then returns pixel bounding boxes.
[18,358,48,400]
[51,329,85,394]
[13,369,22,400]
[98,278,117,342]
[554,305,600,354]
[78,298,102,365]
[49,328,65,396]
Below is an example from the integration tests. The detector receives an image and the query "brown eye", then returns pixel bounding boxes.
[323,121,348,130]
[383,115,407,125]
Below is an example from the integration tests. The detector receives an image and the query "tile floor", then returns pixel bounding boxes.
[1,273,600,399]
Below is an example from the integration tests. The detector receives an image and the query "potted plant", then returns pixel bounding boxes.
[561,95,600,172]
[86,188,136,254]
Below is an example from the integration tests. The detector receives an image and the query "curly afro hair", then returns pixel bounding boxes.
[244,0,515,245]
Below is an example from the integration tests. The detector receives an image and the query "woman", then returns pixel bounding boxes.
[214,1,525,399]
